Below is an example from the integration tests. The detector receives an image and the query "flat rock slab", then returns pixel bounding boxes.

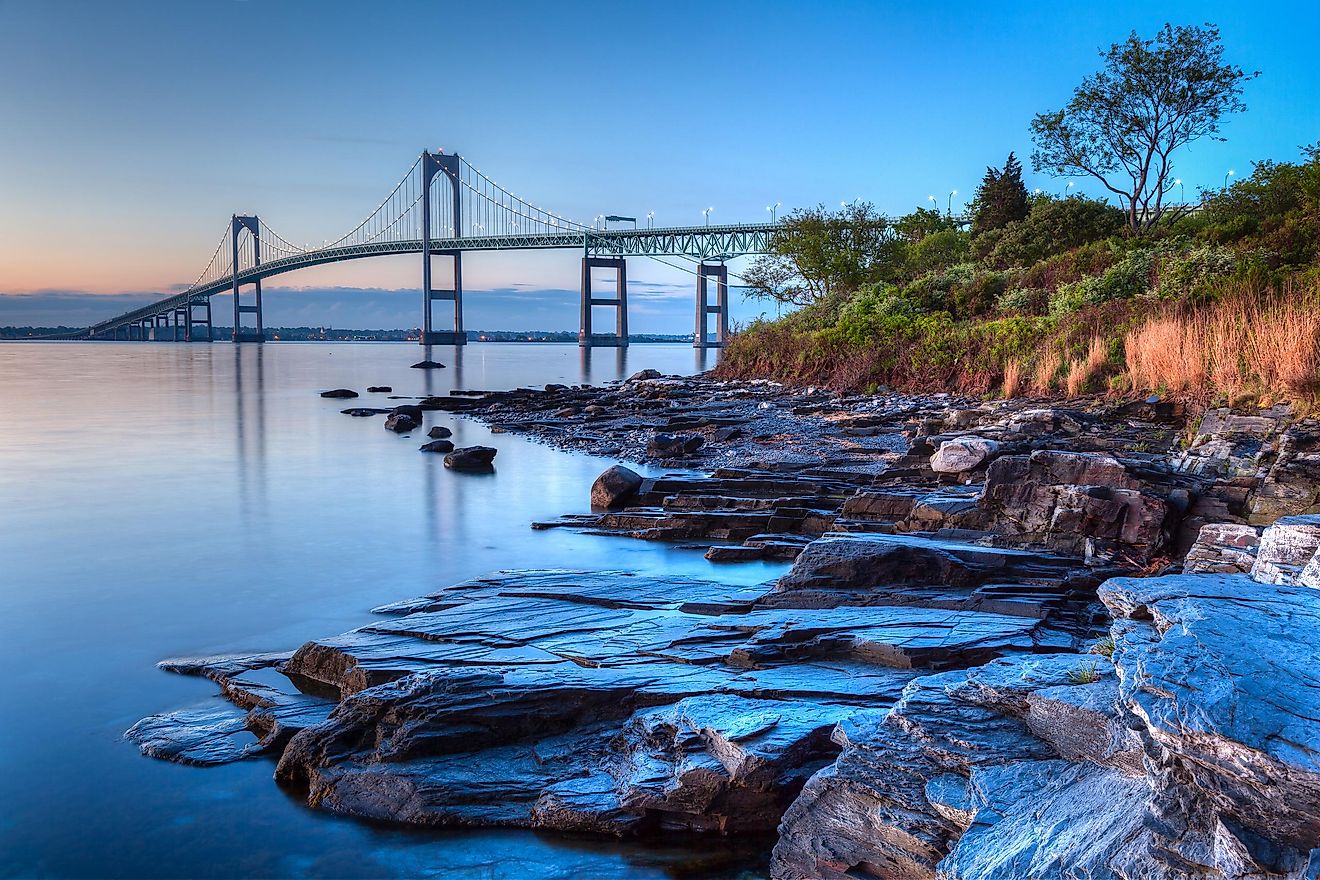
[130,566,1060,839]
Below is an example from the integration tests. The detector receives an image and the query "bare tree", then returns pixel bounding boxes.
[1031,23,1258,234]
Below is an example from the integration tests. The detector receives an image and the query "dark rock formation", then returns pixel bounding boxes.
[419,439,454,453]
[367,386,392,393]
[341,407,392,417]
[427,426,453,439]
[444,445,497,470]
[384,413,417,433]
[390,404,424,423]
[647,432,704,458]
[591,465,643,509]
[320,389,358,399]
[410,360,446,369]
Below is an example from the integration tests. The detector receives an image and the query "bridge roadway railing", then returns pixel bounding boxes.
[77,223,780,339]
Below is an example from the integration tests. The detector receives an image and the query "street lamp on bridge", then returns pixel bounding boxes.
[947,189,958,216]
[1224,169,1236,189]
[766,202,780,222]
[646,211,655,229]
[703,207,714,227]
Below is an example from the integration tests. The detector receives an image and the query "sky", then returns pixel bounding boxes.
[1,0,1317,330]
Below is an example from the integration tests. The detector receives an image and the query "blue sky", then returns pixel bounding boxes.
[1,0,1316,329]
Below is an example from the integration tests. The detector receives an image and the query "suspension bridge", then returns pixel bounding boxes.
[66,151,780,348]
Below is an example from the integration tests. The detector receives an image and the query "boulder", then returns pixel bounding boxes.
[383,413,417,433]
[647,432,704,458]
[320,389,358,399]
[419,439,454,453]
[427,425,453,439]
[590,465,643,509]
[410,360,446,369]
[444,446,497,470]
[1184,522,1261,574]
[1250,514,1320,585]
[366,386,392,393]
[390,404,424,423]
[628,369,663,382]
[929,437,1000,474]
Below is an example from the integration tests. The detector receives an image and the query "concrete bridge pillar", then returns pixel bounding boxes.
[420,151,466,345]
[185,299,213,342]
[231,215,264,343]
[694,262,729,348]
[578,257,628,348]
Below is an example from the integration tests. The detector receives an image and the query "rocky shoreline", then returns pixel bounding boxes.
[129,372,1320,878]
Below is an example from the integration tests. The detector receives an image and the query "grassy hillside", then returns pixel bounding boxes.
[716,147,1320,405]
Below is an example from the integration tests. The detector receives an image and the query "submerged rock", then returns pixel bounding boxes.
[444,445,497,470]
[320,388,358,399]
[419,439,454,453]
[384,413,417,433]
[367,386,392,393]
[410,360,446,369]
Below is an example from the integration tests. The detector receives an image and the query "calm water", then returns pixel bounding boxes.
[0,342,786,880]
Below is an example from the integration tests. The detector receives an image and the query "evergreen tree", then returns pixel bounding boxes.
[971,152,1031,237]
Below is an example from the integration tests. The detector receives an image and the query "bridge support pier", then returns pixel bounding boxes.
[231,215,264,343]
[694,262,729,348]
[421,250,465,346]
[578,257,628,347]
[420,151,466,346]
[185,299,213,342]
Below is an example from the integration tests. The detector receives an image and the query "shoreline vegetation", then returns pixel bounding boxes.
[719,24,1319,410]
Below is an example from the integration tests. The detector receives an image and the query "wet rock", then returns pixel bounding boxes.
[929,437,1000,474]
[384,413,417,433]
[410,360,446,369]
[341,407,391,417]
[125,702,262,766]
[427,425,453,439]
[628,369,663,382]
[419,439,454,453]
[320,389,358,399]
[591,465,643,509]
[444,445,497,470]
[367,386,392,393]
[390,404,424,423]
[647,433,704,458]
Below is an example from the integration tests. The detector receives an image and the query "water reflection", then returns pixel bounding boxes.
[0,341,767,880]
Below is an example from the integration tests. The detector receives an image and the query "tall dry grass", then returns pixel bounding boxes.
[1065,336,1108,396]
[1001,358,1023,398]
[1031,349,1062,394]
[1125,286,1320,398]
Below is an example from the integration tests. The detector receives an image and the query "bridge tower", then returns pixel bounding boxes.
[231,215,264,343]
[694,261,729,348]
[420,151,465,346]
[578,254,629,348]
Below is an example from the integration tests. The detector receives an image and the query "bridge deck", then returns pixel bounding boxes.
[76,223,778,339]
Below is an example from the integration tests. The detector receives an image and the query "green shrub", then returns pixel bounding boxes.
[997,286,1049,315]
[975,196,1126,269]
[1151,242,1242,301]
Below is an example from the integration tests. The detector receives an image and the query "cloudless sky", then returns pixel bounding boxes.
[1,0,1316,327]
